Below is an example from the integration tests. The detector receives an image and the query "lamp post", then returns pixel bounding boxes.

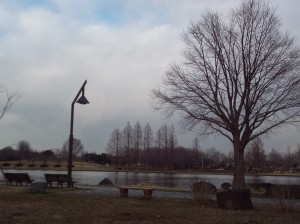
[67,80,89,188]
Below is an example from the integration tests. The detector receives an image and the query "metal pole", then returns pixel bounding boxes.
[202,154,204,171]
[67,104,75,188]
[67,80,87,188]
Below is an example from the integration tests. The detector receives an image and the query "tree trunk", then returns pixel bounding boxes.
[216,138,253,210]
[232,139,246,189]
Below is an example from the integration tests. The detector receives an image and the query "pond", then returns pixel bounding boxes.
[1,169,299,189]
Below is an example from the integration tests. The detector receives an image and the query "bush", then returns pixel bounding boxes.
[192,181,216,207]
[272,185,298,212]
[221,182,231,190]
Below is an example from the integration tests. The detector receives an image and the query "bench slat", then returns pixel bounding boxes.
[44,174,76,188]
[4,173,33,185]
[117,186,155,199]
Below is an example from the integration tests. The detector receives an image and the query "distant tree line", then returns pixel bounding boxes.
[0,139,111,166]
[106,122,300,171]
[245,137,300,172]
[105,121,232,170]
[1,128,299,171]
[106,121,182,170]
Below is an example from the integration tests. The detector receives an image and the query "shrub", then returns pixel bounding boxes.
[272,185,298,212]
[192,181,216,207]
[221,182,232,190]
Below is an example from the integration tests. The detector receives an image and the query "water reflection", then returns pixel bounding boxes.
[1,169,299,189]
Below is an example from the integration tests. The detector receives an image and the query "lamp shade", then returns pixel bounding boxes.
[76,95,89,104]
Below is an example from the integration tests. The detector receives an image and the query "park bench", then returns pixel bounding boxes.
[44,174,76,188]
[117,185,155,199]
[4,173,33,186]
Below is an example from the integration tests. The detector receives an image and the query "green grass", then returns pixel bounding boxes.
[0,185,299,224]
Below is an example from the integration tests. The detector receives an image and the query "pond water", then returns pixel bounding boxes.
[1,169,299,189]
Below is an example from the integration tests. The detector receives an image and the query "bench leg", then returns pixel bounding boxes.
[16,181,22,186]
[119,188,128,197]
[143,190,153,199]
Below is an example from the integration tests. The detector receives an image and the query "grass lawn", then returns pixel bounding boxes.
[0,185,299,224]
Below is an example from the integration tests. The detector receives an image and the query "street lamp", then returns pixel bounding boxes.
[67,80,89,188]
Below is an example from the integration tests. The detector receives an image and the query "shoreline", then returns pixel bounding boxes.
[2,161,300,177]
[2,166,300,177]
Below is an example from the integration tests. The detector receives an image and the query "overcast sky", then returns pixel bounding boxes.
[1,0,300,154]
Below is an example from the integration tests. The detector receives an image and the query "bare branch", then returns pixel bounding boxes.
[0,86,19,120]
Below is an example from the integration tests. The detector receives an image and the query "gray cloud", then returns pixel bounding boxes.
[0,0,300,153]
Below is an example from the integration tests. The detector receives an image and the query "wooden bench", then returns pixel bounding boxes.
[4,173,33,186]
[117,185,155,199]
[44,174,76,188]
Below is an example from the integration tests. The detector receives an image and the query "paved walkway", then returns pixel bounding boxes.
[69,185,300,207]
[73,186,194,199]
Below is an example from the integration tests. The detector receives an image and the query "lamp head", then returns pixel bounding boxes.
[76,95,89,104]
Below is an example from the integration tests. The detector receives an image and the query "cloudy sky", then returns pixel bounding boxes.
[1,0,300,154]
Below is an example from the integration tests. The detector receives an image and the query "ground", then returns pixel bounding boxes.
[0,185,299,224]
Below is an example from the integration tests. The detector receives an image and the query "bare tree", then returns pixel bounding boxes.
[206,147,224,169]
[152,0,300,189]
[245,137,266,171]
[0,146,19,162]
[123,121,133,167]
[133,121,143,166]
[168,124,177,169]
[155,128,163,150]
[155,127,164,167]
[295,145,300,158]
[40,149,54,165]
[53,148,63,165]
[160,125,168,168]
[17,140,33,161]
[282,146,294,171]
[143,123,154,168]
[62,138,84,160]
[192,137,202,168]
[268,148,282,169]
[0,86,18,121]
[106,128,123,166]
[192,137,200,152]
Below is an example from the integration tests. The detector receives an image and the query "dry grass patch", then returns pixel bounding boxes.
[0,185,299,224]
[1,160,109,171]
